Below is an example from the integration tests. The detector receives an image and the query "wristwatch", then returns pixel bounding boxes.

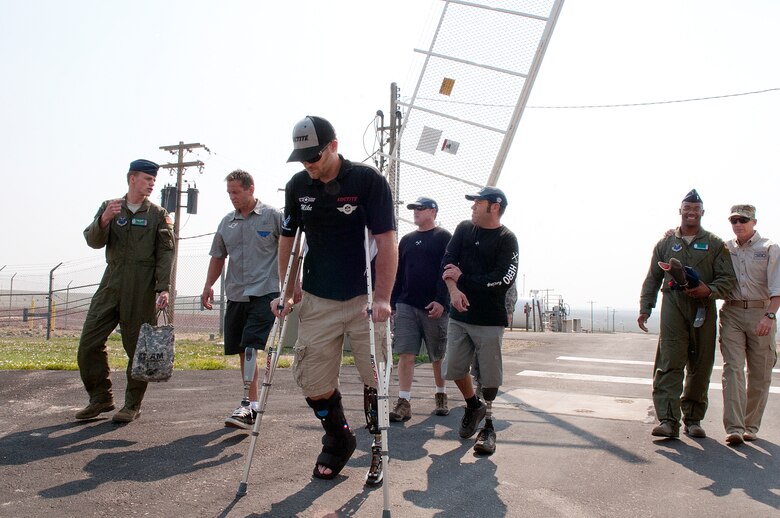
[766,312,776,320]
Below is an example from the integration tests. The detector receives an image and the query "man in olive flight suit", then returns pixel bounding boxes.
[75,159,175,423]
[638,189,735,439]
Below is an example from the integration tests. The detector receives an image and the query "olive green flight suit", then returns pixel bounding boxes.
[77,197,175,410]
[640,227,735,429]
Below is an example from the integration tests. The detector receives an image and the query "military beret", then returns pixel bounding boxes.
[129,159,160,177]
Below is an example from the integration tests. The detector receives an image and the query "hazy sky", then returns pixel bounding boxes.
[1,0,779,321]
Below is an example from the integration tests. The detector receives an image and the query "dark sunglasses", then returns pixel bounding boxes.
[729,216,750,224]
[302,142,331,164]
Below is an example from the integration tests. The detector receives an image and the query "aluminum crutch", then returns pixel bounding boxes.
[237,227,305,497]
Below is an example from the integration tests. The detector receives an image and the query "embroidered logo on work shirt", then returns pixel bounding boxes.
[298,196,316,204]
[672,244,682,252]
[117,217,127,227]
[693,243,709,250]
[131,218,147,227]
[337,204,358,215]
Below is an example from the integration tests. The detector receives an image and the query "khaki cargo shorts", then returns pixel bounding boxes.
[293,291,388,397]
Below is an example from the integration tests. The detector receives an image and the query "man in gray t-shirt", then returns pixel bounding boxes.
[201,169,281,429]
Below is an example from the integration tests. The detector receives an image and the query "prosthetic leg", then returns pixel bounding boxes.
[227,347,259,428]
[364,385,384,486]
[474,387,498,455]
[364,227,393,516]
[236,229,304,497]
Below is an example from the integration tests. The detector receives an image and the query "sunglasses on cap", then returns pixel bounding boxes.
[302,142,332,164]
[729,216,751,224]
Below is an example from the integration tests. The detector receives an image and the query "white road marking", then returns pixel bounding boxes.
[557,356,652,366]
[518,370,780,393]
[556,356,780,373]
[497,388,654,422]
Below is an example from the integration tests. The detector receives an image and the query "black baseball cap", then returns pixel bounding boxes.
[287,116,337,163]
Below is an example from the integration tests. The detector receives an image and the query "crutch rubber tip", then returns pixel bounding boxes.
[236,483,248,497]
[382,510,391,517]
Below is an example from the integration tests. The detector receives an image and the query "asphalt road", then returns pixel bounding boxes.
[1,331,778,517]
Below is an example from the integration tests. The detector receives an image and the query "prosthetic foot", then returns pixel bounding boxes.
[365,438,384,487]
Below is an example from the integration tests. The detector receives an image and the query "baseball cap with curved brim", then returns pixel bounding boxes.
[287,116,337,163]
[728,204,756,220]
[465,186,507,208]
[406,197,438,210]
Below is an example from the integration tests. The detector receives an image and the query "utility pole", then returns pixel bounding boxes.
[46,262,62,340]
[587,300,596,333]
[377,83,402,219]
[612,308,616,333]
[605,306,610,333]
[159,141,208,322]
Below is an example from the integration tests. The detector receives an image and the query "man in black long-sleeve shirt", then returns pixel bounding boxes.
[442,187,519,455]
[389,197,452,421]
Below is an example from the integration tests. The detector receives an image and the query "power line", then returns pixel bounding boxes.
[409,87,780,110]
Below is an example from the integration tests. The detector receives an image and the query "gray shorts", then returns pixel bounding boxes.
[392,303,448,361]
[442,319,504,387]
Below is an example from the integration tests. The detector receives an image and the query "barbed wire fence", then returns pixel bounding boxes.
[0,234,227,338]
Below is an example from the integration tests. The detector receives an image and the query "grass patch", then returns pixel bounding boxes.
[0,335,298,371]
[0,336,425,371]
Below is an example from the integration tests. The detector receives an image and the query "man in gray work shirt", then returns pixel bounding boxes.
[202,169,282,429]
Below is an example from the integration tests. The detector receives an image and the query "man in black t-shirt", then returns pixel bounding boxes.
[272,116,398,486]
[389,197,452,422]
[441,186,519,455]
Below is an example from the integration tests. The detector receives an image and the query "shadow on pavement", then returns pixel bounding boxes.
[656,437,780,509]
[38,428,243,498]
[0,420,133,466]
[499,390,648,464]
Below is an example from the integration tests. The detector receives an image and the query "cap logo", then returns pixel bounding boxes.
[294,136,309,142]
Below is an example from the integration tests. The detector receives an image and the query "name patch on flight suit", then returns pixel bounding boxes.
[693,243,709,250]
[131,218,148,227]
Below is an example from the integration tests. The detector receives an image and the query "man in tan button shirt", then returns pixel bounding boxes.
[720,204,780,445]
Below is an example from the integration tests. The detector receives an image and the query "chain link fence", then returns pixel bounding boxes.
[0,235,228,338]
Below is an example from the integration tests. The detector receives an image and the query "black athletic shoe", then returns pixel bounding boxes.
[474,422,496,455]
[459,401,486,439]
[225,406,257,429]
